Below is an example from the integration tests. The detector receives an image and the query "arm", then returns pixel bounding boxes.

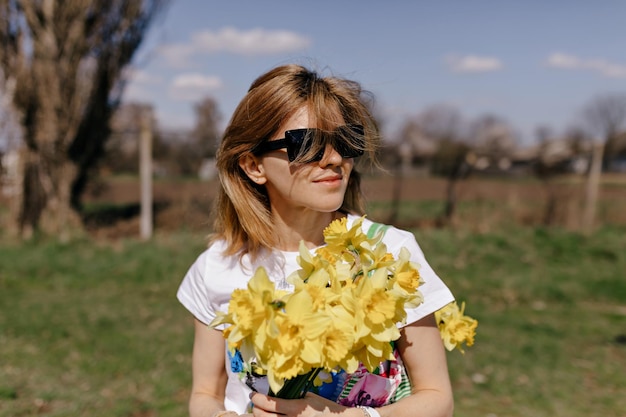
[250,314,453,417]
[385,313,454,417]
[189,318,243,417]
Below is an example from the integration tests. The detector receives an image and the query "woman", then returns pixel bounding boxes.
[177,64,455,417]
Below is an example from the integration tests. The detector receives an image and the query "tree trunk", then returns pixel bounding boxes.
[387,154,403,225]
[18,147,82,240]
[18,151,45,239]
[443,178,458,221]
[542,179,557,226]
[439,153,470,227]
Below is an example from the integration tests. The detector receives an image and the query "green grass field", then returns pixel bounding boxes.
[1,224,625,417]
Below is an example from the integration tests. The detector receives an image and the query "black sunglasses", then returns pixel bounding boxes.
[252,124,365,163]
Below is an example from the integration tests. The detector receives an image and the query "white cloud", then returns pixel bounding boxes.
[158,43,196,69]
[446,54,503,73]
[546,52,626,78]
[169,73,223,101]
[545,52,579,69]
[191,27,311,55]
[172,73,222,89]
[157,27,311,68]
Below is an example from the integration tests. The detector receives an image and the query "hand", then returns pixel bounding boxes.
[249,392,349,416]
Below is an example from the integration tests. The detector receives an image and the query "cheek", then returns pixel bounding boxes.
[344,160,355,176]
[263,162,304,191]
[260,157,291,179]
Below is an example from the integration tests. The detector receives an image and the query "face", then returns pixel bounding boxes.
[244,106,354,216]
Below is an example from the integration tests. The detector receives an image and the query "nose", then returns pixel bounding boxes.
[318,144,343,166]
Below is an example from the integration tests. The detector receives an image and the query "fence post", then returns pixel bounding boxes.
[139,108,153,240]
[582,141,604,236]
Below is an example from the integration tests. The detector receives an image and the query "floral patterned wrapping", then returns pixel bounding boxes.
[313,343,411,406]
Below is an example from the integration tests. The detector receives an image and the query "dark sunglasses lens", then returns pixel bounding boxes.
[334,143,363,158]
[332,125,365,158]
[285,129,311,162]
[284,125,365,162]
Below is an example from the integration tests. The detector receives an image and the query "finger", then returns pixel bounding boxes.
[249,393,285,415]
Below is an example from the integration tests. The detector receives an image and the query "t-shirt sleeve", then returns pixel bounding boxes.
[384,227,455,326]
[177,252,217,326]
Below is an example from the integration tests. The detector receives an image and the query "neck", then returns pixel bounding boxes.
[270,210,345,252]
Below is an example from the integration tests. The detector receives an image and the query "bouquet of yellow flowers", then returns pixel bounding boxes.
[210,216,476,399]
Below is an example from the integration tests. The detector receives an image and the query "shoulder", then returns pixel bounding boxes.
[185,240,292,290]
[177,240,250,325]
[183,240,248,289]
[191,240,230,271]
[348,214,421,255]
[348,215,455,323]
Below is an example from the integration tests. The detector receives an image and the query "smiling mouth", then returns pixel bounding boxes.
[315,176,342,183]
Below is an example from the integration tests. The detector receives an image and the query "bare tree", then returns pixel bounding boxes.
[0,0,167,238]
[387,121,415,225]
[191,96,222,159]
[563,125,593,159]
[533,125,571,226]
[470,114,517,164]
[422,105,469,225]
[583,93,626,169]
[417,104,463,141]
[393,105,469,226]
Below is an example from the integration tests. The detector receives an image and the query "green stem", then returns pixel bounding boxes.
[269,368,323,399]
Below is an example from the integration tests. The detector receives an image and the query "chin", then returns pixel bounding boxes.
[314,202,344,213]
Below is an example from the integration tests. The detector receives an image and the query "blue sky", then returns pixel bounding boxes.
[125,1,626,145]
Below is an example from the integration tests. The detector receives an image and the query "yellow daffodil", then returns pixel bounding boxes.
[266,351,306,393]
[321,216,349,246]
[294,241,332,281]
[354,268,397,327]
[320,306,357,371]
[352,330,397,370]
[387,248,424,311]
[322,217,370,265]
[435,301,478,353]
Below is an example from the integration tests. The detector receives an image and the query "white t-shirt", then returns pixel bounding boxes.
[177,214,455,414]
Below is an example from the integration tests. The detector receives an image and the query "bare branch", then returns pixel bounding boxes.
[583,93,626,140]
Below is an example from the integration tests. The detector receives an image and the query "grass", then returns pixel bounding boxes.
[1,225,625,417]
[413,225,626,417]
[0,233,207,417]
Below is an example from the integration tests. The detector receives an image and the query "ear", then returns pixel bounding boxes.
[239,154,267,185]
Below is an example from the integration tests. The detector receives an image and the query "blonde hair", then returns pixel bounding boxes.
[211,64,380,258]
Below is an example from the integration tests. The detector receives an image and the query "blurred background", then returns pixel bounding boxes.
[1,0,626,238]
[0,1,624,417]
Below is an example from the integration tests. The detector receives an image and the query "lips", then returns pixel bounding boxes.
[314,175,342,183]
